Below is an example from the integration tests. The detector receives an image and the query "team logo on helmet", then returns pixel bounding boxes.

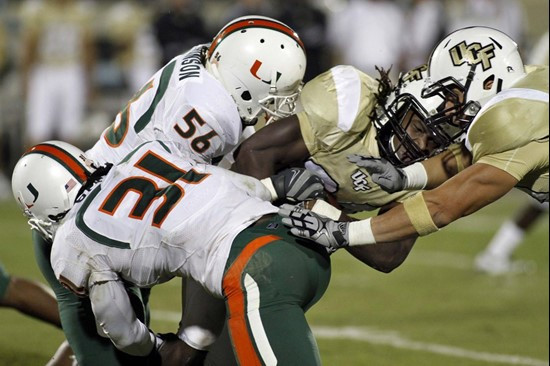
[402,64,428,83]
[449,41,496,71]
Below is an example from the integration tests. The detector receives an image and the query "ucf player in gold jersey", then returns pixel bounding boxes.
[233,63,468,270]
[278,27,548,252]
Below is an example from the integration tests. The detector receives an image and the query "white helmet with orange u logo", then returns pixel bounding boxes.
[206,15,307,125]
[11,141,95,239]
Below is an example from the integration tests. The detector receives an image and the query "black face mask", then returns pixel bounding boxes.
[374,94,447,167]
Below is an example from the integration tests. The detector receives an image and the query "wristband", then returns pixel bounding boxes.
[402,162,428,190]
[260,178,278,201]
[310,200,342,220]
[402,192,439,236]
[348,218,376,245]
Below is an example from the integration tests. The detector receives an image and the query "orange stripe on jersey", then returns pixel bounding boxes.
[27,144,88,183]
[222,234,281,366]
[209,18,304,56]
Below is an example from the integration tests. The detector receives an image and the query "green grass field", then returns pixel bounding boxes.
[0,190,548,366]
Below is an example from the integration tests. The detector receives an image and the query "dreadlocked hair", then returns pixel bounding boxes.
[369,66,395,120]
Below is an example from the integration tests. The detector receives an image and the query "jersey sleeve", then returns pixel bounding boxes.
[476,140,548,181]
[88,272,156,357]
[468,94,549,163]
[297,65,378,155]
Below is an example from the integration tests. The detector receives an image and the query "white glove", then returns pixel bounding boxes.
[348,154,406,193]
[278,204,349,250]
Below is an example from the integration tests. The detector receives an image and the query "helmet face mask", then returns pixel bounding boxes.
[206,16,307,126]
[425,26,526,144]
[374,65,446,167]
[11,141,94,240]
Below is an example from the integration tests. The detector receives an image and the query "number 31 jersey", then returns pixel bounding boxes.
[86,45,242,166]
[51,141,277,297]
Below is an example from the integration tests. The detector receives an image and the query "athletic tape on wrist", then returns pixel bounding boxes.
[260,178,278,201]
[402,162,428,190]
[449,143,465,172]
[402,192,439,236]
[348,218,376,245]
[310,200,342,220]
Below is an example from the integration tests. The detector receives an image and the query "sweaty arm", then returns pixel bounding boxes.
[422,143,472,189]
[370,163,518,242]
[233,114,310,178]
[281,163,518,249]
[346,202,416,273]
[88,272,158,357]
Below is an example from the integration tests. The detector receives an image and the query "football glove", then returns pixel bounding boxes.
[270,167,325,202]
[279,204,349,250]
[348,154,406,193]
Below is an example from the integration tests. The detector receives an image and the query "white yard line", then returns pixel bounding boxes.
[151,310,549,366]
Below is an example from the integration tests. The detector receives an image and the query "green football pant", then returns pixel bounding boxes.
[205,215,331,366]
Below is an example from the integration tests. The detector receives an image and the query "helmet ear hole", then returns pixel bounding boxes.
[483,75,495,90]
[241,91,252,101]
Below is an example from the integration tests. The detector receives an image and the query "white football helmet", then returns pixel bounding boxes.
[374,65,446,166]
[206,15,307,125]
[11,141,95,239]
[423,26,526,143]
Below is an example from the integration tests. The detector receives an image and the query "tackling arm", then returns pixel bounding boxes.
[88,272,158,357]
[371,163,518,242]
[233,115,310,178]
[281,163,518,248]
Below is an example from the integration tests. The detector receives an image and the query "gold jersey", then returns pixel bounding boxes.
[466,65,549,202]
[297,65,417,212]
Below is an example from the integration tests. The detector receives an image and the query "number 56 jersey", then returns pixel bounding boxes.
[86,45,243,166]
[51,141,277,297]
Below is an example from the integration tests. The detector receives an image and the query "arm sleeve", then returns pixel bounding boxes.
[88,271,155,357]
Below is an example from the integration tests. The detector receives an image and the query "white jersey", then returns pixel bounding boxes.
[51,141,277,297]
[86,45,242,166]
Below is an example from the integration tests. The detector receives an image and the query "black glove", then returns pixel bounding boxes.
[270,167,325,202]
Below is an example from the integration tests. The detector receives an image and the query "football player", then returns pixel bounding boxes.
[12,140,330,366]
[233,63,470,269]
[22,15,308,366]
[278,27,548,251]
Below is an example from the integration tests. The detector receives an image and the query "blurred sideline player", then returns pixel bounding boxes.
[20,0,95,147]
[234,63,470,270]
[20,15,307,366]
[12,140,329,365]
[0,264,74,366]
[279,27,548,254]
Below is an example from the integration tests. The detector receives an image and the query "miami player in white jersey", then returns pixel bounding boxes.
[86,15,306,166]
[12,140,330,365]
[279,27,548,253]
[21,15,308,366]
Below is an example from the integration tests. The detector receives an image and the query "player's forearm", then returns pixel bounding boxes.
[89,276,155,356]
[422,145,472,189]
[369,163,517,243]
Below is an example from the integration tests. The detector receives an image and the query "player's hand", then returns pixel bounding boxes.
[348,154,406,193]
[154,332,207,366]
[278,204,349,250]
[270,167,325,202]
